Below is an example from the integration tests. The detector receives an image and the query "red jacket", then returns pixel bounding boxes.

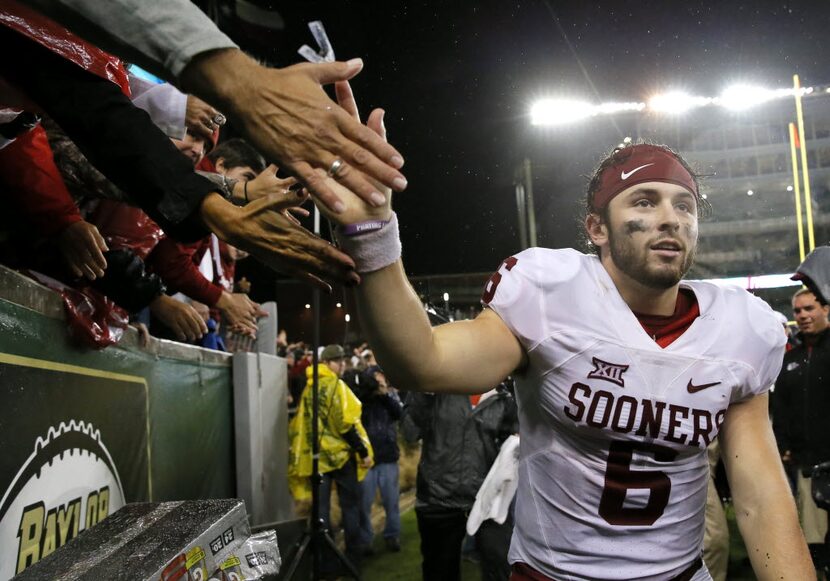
[148,236,223,306]
[88,199,161,261]
[88,200,224,306]
[0,124,81,237]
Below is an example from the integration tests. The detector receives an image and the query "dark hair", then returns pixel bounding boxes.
[359,369,380,392]
[793,287,817,302]
[207,138,266,174]
[580,141,711,256]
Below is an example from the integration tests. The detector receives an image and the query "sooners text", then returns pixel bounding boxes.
[565,382,726,449]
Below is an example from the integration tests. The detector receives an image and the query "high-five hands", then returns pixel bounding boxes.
[309,81,393,228]
[182,52,405,216]
[199,190,355,292]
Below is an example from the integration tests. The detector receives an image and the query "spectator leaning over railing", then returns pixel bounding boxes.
[20,0,409,224]
[59,124,267,340]
[147,138,293,339]
[0,3,353,289]
[0,111,204,342]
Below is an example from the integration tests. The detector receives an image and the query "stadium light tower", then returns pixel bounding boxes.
[648,91,711,114]
[530,99,593,125]
[718,84,774,111]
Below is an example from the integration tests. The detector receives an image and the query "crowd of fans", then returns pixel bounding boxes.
[0,0,408,351]
[0,17,302,350]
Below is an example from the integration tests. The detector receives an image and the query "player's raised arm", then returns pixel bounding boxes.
[355,263,524,394]
[311,83,525,394]
[719,392,815,580]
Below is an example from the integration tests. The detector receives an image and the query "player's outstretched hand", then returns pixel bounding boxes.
[181,50,406,215]
[310,80,393,227]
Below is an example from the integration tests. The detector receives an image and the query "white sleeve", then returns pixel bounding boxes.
[731,291,787,402]
[129,75,187,140]
[482,248,583,349]
[26,0,237,81]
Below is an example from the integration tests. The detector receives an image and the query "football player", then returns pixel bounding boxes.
[314,82,814,581]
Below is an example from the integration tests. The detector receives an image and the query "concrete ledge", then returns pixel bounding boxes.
[0,264,230,365]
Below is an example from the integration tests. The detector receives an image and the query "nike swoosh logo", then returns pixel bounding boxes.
[687,379,722,394]
[621,163,655,180]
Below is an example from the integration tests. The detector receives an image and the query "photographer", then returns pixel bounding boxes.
[356,366,404,553]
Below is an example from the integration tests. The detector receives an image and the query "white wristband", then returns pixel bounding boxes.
[333,212,402,273]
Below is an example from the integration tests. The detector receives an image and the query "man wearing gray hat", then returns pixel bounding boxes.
[288,343,374,571]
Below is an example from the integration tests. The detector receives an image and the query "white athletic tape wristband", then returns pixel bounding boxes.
[334,212,401,274]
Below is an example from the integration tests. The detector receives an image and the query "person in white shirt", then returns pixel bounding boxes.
[309,83,815,580]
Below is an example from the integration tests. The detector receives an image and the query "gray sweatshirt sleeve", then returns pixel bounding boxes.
[25,0,238,81]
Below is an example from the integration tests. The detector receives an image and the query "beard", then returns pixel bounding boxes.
[607,226,696,289]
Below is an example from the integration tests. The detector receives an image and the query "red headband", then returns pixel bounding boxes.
[592,144,697,210]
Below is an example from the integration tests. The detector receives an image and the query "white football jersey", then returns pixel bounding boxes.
[484,248,784,581]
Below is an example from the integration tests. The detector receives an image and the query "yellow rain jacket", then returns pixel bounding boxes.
[288,363,373,500]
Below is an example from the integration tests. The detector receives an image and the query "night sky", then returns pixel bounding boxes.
[226,0,830,301]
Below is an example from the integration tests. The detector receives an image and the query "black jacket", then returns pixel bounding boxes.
[772,329,830,473]
[402,388,518,510]
[360,390,403,464]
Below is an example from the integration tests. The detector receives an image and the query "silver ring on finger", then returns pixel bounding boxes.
[327,158,345,177]
[213,113,226,126]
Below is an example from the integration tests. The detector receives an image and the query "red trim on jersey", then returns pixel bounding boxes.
[510,562,555,581]
[633,288,700,348]
[511,558,702,581]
